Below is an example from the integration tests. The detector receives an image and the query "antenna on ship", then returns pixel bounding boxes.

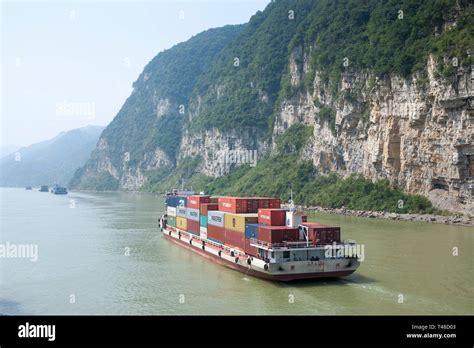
[288,187,295,212]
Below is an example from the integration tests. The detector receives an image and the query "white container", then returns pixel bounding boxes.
[186,207,200,221]
[167,206,177,217]
[200,226,208,240]
[208,210,225,227]
[176,206,187,217]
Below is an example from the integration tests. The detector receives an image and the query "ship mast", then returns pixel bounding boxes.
[289,188,295,212]
[289,187,309,247]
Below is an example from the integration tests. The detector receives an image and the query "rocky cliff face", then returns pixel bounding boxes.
[275,50,473,214]
[77,137,174,191]
[178,127,267,177]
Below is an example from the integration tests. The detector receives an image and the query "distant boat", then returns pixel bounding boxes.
[25,186,32,190]
[51,184,68,195]
[39,185,49,192]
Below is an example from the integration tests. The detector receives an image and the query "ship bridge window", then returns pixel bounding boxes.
[232,218,236,228]
[283,251,290,259]
[271,252,274,258]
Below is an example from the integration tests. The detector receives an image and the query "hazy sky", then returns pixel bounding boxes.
[1,0,269,148]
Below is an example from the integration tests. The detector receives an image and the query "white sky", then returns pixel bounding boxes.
[1,0,269,148]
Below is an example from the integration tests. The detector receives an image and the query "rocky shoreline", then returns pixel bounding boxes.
[290,205,474,227]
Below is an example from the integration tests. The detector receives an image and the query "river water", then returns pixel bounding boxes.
[0,188,472,315]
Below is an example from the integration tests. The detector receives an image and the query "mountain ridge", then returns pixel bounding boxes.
[0,125,104,187]
[71,0,473,215]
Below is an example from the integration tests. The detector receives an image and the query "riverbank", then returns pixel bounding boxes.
[288,205,474,227]
[68,188,473,226]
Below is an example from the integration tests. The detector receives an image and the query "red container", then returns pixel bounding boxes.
[200,203,218,215]
[187,219,200,235]
[245,238,259,257]
[268,198,281,208]
[224,228,245,250]
[254,197,281,209]
[207,224,225,243]
[187,195,211,209]
[258,208,286,226]
[209,197,219,204]
[218,197,248,213]
[255,197,269,209]
[241,197,259,213]
[257,226,298,244]
[302,223,341,244]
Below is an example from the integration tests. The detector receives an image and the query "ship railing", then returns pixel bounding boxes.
[249,238,356,250]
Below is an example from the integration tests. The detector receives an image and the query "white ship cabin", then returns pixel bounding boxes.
[285,209,304,228]
[255,245,327,263]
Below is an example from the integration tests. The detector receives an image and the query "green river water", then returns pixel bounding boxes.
[0,188,472,315]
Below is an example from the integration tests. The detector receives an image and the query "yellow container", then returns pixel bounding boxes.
[176,216,187,230]
[224,213,258,233]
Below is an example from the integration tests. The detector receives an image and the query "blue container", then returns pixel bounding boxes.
[165,196,177,207]
[200,215,208,227]
[245,223,263,240]
[176,196,187,208]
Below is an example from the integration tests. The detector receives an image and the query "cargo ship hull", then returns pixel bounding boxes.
[161,225,359,282]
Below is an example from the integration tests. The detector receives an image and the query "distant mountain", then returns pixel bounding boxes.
[0,125,104,187]
[0,145,19,159]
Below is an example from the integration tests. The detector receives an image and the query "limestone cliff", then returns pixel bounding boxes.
[274,50,473,214]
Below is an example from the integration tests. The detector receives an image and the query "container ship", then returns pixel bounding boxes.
[159,192,360,282]
[50,184,68,195]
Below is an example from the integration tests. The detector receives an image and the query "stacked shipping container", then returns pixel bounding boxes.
[186,207,200,235]
[167,215,176,227]
[164,194,339,257]
[218,196,281,213]
[258,208,286,226]
[218,197,248,213]
[199,203,218,240]
[175,195,187,208]
[244,223,263,257]
[176,216,187,230]
[256,197,281,209]
[176,206,187,217]
[187,195,210,209]
[167,206,177,217]
[207,210,225,244]
[165,193,191,231]
[200,203,218,216]
[224,213,258,250]
[302,222,341,244]
[258,226,299,243]
[165,196,177,229]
